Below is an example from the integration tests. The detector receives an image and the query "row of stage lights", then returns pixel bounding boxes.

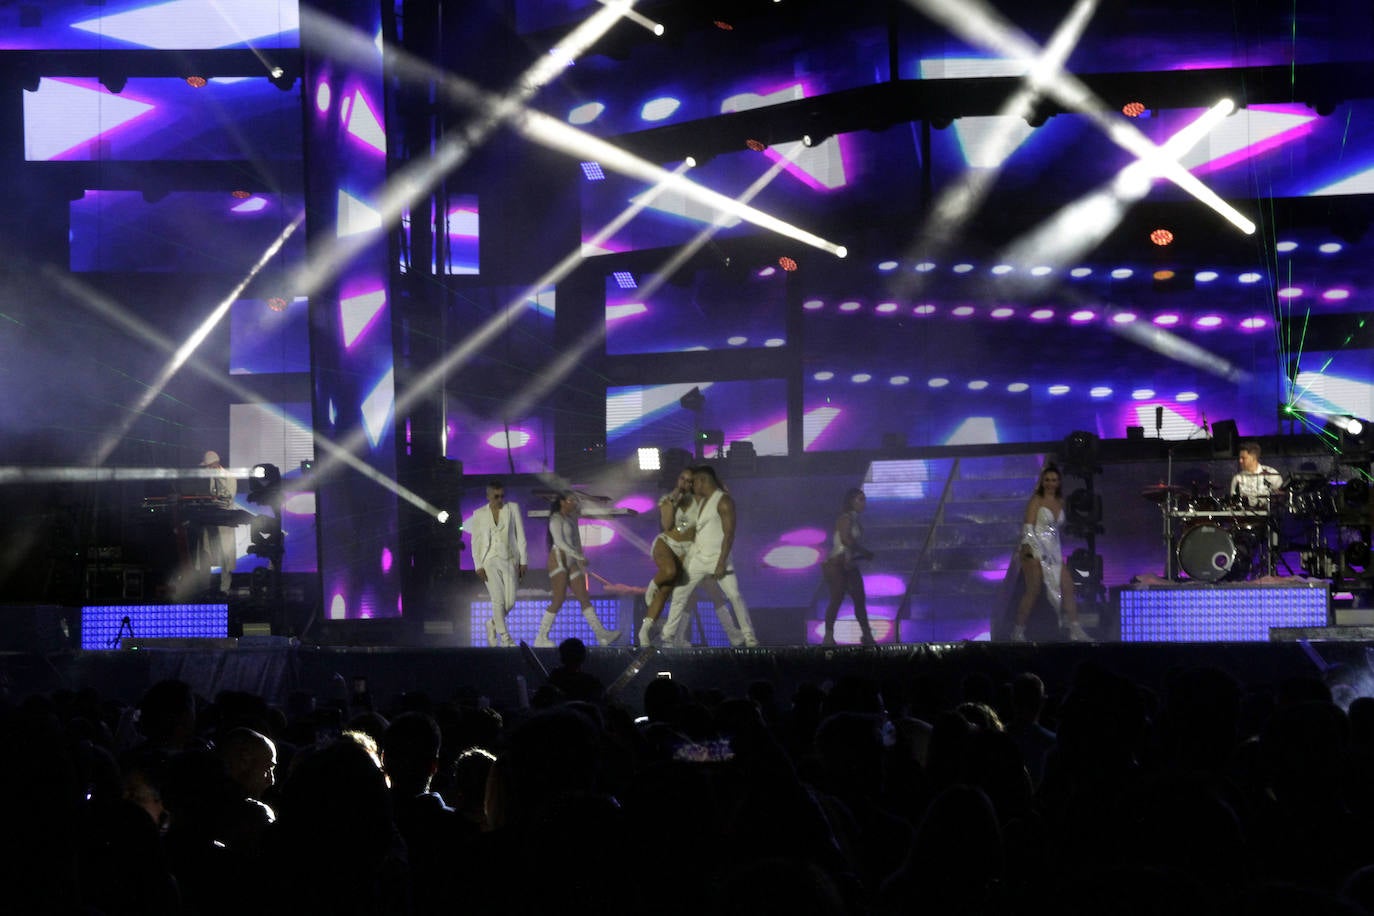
[797,299,1273,331]
[808,373,1203,401]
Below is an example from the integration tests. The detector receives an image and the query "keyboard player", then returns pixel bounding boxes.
[198,450,238,594]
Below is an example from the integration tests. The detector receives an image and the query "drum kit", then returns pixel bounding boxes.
[1141,481,1277,582]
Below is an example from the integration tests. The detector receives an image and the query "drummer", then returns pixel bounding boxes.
[1229,441,1283,508]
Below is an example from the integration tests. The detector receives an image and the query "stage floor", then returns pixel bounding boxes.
[10,634,1374,715]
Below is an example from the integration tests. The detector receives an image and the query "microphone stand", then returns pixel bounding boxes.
[1164,445,1177,580]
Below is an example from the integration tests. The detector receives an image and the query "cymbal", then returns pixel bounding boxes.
[1140,483,1188,502]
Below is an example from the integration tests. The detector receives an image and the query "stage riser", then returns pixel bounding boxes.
[1119,584,1329,641]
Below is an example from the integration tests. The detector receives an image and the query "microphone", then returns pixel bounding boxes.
[1155,405,1164,433]
[1200,409,1209,436]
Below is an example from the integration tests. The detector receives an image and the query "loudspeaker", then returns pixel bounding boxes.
[1212,420,1238,457]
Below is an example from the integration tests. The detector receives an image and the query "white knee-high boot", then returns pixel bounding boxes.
[581,605,622,646]
[534,611,558,647]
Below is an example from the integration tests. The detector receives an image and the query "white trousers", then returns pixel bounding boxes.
[481,559,519,616]
[661,565,754,645]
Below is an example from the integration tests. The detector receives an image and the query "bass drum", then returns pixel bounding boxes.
[1178,523,1250,582]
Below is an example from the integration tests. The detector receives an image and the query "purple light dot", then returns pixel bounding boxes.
[803,299,824,310]
[952,306,975,317]
[757,266,776,278]
[1154,313,1180,326]
[914,304,936,315]
[1112,311,1137,324]
[1322,288,1350,301]
[839,301,862,312]
[1069,310,1095,322]
[991,307,1014,318]
[1030,308,1054,320]
[1007,382,1029,393]
[1132,389,1155,400]
[1048,384,1070,395]
[953,263,974,274]
[1239,272,1262,284]
[1240,316,1268,330]
[875,302,898,313]
[1319,242,1343,254]
[1277,287,1303,298]
[814,371,834,381]
[1194,315,1223,328]
[968,379,988,390]
[877,260,899,272]
[928,377,950,388]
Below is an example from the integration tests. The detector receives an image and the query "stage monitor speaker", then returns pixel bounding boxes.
[1212,420,1238,457]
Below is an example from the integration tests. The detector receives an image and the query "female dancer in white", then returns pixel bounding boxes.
[534,492,622,647]
[820,487,876,646]
[638,468,698,647]
[1011,464,1090,642]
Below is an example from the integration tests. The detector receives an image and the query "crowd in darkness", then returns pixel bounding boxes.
[10,639,1374,916]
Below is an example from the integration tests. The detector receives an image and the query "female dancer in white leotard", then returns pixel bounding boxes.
[533,492,621,647]
[1011,464,1090,642]
[638,468,698,646]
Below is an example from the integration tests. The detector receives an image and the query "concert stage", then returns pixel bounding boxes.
[10,624,1374,717]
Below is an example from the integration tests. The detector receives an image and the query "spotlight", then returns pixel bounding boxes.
[1328,416,1373,453]
[268,66,297,91]
[1061,430,1100,477]
[637,447,662,471]
[436,510,451,524]
[186,76,208,88]
[1122,101,1146,117]
[778,256,798,272]
[231,189,252,199]
[1150,228,1174,246]
[247,463,284,511]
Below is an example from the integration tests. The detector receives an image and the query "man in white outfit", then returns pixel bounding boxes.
[467,481,527,647]
[660,466,758,648]
[199,450,238,594]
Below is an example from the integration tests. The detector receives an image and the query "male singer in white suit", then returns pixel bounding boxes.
[468,480,527,647]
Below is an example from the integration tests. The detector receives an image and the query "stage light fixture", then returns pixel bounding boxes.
[778,256,798,272]
[1328,416,1373,453]
[1122,101,1146,117]
[745,138,767,152]
[268,66,298,91]
[186,76,207,88]
[231,189,252,199]
[637,447,662,471]
[248,463,284,511]
[1061,430,1100,477]
[267,297,289,312]
[1346,539,1371,571]
[1150,228,1174,246]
